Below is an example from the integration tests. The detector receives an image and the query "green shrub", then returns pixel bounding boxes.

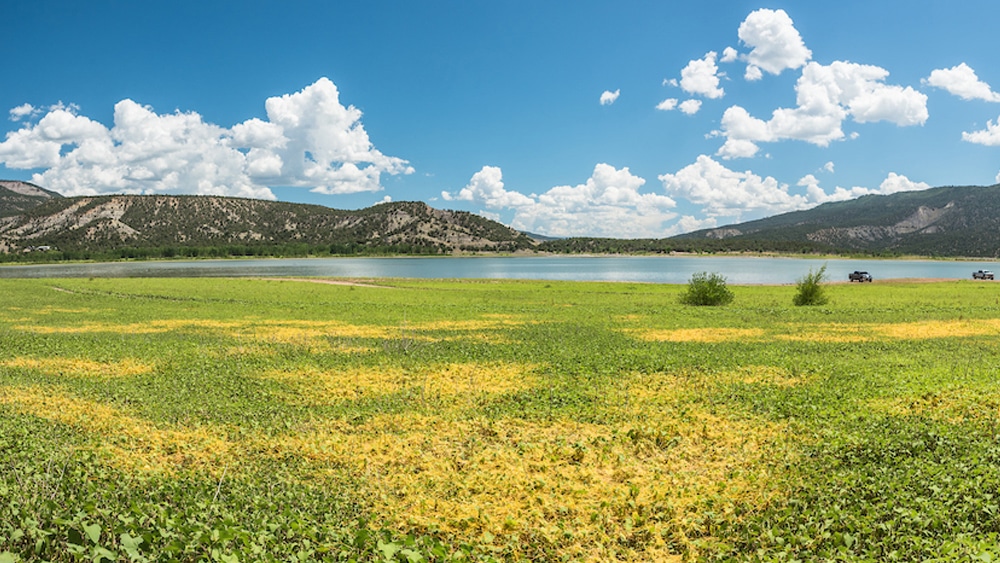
[793,264,829,306]
[680,272,734,306]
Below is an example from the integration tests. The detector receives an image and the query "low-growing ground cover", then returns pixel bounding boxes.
[2,277,1000,561]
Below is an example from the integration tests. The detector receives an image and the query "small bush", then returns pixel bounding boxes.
[680,272,734,306]
[794,264,829,306]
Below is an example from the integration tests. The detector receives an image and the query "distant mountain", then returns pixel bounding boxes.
[0,192,535,256]
[7,182,1000,259]
[0,181,63,218]
[672,184,1000,257]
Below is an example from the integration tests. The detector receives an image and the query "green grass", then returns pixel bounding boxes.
[2,278,1000,561]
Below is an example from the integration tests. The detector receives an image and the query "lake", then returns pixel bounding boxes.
[1,255,998,284]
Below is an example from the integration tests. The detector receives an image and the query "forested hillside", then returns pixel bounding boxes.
[0,194,535,260]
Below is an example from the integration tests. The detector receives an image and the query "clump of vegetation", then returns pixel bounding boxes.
[793,264,829,306]
[680,271,734,306]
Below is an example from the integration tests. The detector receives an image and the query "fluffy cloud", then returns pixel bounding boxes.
[443,164,678,238]
[716,61,928,157]
[796,173,869,203]
[0,77,412,198]
[441,166,534,208]
[600,89,621,105]
[962,116,1000,146]
[720,47,739,64]
[679,52,724,99]
[798,171,930,203]
[878,172,931,194]
[744,65,763,82]
[925,63,1000,102]
[679,100,702,115]
[655,98,678,111]
[659,155,808,218]
[737,8,811,79]
[673,215,718,234]
[9,104,37,121]
[257,78,412,194]
[823,161,835,173]
[656,98,701,115]
[659,156,932,222]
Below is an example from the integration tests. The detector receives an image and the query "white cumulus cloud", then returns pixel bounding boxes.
[660,157,931,222]
[716,138,761,160]
[716,61,928,157]
[441,165,534,208]
[600,89,621,105]
[679,51,724,99]
[9,104,36,121]
[679,100,702,115]
[737,8,812,78]
[925,63,1000,102]
[658,155,808,218]
[673,215,719,235]
[744,65,764,82]
[878,172,931,194]
[798,172,931,204]
[0,77,412,198]
[962,116,1000,146]
[720,47,739,64]
[443,164,678,238]
[655,98,679,111]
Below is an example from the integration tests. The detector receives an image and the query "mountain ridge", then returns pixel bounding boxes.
[0,190,535,256]
[5,181,1000,259]
[673,184,1000,257]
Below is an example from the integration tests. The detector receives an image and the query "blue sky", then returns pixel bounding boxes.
[2,1,999,238]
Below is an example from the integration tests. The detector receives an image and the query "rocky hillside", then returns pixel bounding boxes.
[672,184,1000,257]
[0,192,535,255]
[0,181,63,218]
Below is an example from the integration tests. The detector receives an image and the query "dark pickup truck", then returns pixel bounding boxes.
[849,271,873,282]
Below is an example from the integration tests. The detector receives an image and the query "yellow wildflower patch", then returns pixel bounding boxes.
[261,362,538,405]
[867,388,1000,424]
[873,319,1000,339]
[34,306,94,315]
[252,320,399,341]
[1,357,152,378]
[775,323,872,343]
[15,318,243,335]
[0,385,233,474]
[11,315,532,349]
[721,365,807,387]
[605,370,690,413]
[631,327,765,343]
[270,407,787,561]
[777,319,1000,342]
[413,317,531,331]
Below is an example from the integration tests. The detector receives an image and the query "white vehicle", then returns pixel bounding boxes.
[973,270,995,280]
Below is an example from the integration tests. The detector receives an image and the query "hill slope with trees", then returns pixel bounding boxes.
[5,182,1000,260]
[539,184,1000,257]
[0,192,535,259]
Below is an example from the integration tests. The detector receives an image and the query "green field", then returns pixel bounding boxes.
[2,277,1000,561]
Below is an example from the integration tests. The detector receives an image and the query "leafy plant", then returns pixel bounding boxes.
[793,264,829,306]
[679,271,734,306]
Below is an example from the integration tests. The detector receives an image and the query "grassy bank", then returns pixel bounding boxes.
[2,278,1000,561]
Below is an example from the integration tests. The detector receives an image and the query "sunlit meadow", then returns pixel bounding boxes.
[2,277,1000,561]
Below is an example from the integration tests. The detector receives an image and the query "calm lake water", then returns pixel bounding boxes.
[1,256,998,284]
